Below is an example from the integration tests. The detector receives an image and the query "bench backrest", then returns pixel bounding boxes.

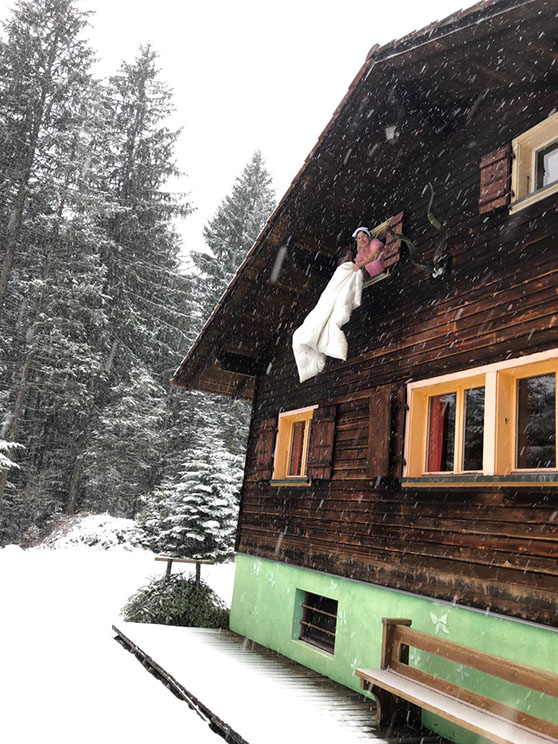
[381,618,558,741]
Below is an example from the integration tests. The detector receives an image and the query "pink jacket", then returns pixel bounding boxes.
[355,239,385,278]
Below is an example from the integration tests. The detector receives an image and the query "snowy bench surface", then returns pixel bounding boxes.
[356,618,558,744]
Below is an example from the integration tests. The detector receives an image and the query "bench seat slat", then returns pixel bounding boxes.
[356,668,558,744]
[389,658,558,738]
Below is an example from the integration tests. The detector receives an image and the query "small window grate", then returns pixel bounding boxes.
[300,592,338,653]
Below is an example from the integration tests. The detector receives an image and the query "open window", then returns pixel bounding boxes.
[361,212,403,289]
[510,111,558,213]
[404,349,558,485]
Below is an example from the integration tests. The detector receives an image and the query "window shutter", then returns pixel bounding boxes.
[367,386,391,478]
[255,417,276,480]
[479,144,511,214]
[391,385,407,478]
[307,405,337,479]
[384,211,403,269]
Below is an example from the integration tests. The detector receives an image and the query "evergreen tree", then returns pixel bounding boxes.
[81,370,167,518]
[192,150,275,325]
[142,426,240,560]
[100,44,191,380]
[0,0,94,309]
[0,0,106,516]
[79,45,192,520]
[143,154,276,558]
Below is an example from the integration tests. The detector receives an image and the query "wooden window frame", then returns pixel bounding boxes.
[361,214,403,289]
[510,111,558,213]
[271,405,317,483]
[403,348,558,486]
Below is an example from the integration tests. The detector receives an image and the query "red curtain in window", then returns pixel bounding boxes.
[427,396,447,472]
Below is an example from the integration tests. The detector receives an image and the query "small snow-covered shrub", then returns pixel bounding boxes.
[121,573,229,628]
[40,513,145,550]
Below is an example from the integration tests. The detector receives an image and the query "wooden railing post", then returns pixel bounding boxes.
[381,618,412,669]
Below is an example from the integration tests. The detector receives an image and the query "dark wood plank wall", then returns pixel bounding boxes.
[235,85,558,626]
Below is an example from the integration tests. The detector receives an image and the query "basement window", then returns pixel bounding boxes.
[511,111,558,212]
[299,591,338,654]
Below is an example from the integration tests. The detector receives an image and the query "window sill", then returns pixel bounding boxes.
[292,638,335,658]
[362,269,390,289]
[510,180,558,213]
[270,477,311,488]
[402,473,558,488]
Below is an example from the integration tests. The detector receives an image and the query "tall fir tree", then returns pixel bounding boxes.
[0,0,109,524]
[144,153,276,559]
[142,424,241,560]
[79,45,192,520]
[192,150,275,326]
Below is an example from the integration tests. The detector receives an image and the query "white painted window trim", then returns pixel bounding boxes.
[510,111,558,213]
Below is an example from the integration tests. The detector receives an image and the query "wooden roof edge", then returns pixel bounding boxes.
[171,0,546,392]
[372,0,539,64]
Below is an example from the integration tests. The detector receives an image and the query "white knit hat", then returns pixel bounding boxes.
[352,226,371,238]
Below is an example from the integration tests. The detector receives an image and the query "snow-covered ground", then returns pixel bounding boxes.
[0,518,236,743]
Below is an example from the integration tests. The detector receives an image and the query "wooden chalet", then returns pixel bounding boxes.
[173,1,558,742]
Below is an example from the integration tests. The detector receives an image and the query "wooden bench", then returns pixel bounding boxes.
[355,618,558,744]
[154,556,214,583]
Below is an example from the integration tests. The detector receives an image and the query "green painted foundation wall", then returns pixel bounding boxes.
[230,553,558,744]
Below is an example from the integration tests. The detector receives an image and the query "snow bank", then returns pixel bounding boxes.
[39,512,145,550]
[0,540,236,743]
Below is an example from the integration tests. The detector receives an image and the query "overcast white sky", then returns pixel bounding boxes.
[1,0,480,255]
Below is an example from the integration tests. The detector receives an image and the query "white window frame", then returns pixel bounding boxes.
[510,111,558,213]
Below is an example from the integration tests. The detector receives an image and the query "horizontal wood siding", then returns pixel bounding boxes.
[237,87,558,626]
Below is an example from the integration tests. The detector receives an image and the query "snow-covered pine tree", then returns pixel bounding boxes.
[144,153,276,558]
[79,46,192,519]
[0,0,93,310]
[81,370,167,518]
[0,0,108,522]
[143,424,241,560]
[192,150,275,325]
[190,150,276,464]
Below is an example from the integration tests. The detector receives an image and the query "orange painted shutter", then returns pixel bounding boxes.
[255,417,276,480]
[479,144,511,214]
[306,405,337,479]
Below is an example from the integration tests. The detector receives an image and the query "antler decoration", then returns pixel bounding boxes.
[386,182,449,279]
